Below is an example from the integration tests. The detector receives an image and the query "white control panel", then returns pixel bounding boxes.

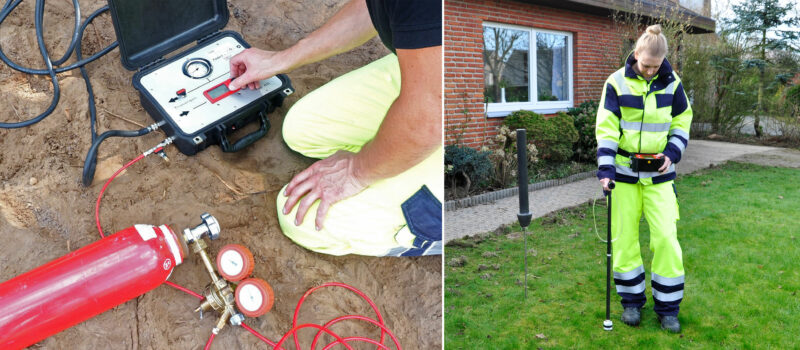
[138,36,289,135]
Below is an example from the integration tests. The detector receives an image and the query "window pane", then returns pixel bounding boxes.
[483,26,529,103]
[536,32,569,102]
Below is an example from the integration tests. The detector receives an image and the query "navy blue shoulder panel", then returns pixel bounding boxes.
[604,83,622,118]
[671,82,688,117]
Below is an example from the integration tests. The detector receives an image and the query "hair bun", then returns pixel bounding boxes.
[646,24,662,35]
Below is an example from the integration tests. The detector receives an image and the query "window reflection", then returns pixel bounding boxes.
[536,32,569,101]
[483,26,529,103]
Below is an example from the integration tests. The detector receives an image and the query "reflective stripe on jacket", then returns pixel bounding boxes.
[596,52,692,184]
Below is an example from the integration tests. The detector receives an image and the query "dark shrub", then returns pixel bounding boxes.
[445,145,492,194]
[503,110,578,162]
[567,100,599,163]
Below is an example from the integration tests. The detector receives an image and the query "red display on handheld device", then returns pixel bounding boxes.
[204,79,240,103]
[633,153,663,159]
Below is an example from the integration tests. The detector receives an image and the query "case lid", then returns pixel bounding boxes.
[106,0,229,70]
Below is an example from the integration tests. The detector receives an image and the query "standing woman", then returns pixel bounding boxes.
[595,24,692,333]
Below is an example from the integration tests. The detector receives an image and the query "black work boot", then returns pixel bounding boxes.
[621,307,641,326]
[658,315,681,333]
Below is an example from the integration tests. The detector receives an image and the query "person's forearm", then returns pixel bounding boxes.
[279,0,377,72]
[352,92,441,184]
[351,47,442,184]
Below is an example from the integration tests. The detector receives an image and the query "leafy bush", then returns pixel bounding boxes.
[567,100,599,163]
[445,145,492,195]
[786,84,800,114]
[503,110,578,162]
[682,35,753,136]
[483,125,539,188]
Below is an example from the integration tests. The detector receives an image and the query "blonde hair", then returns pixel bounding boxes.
[634,24,668,58]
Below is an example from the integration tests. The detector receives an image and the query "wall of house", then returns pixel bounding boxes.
[444,0,621,148]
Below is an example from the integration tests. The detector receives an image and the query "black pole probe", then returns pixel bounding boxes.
[516,129,533,299]
[604,181,615,331]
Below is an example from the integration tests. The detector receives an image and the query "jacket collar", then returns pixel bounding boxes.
[624,51,675,87]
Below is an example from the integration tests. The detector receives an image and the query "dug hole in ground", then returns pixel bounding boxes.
[0,0,440,348]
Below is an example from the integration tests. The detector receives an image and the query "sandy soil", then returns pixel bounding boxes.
[0,1,441,349]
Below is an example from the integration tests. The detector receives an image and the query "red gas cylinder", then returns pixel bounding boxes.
[0,224,185,349]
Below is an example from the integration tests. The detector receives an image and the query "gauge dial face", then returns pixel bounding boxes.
[182,58,212,79]
[237,284,264,312]
[219,250,244,276]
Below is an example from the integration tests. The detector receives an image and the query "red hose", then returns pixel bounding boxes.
[164,281,204,300]
[95,152,147,237]
[204,332,215,350]
[241,282,401,350]
[93,151,399,350]
[322,337,392,350]
[275,323,353,350]
[311,315,401,350]
[242,322,279,348]
[93,147,204,302]
[293,282,387,350]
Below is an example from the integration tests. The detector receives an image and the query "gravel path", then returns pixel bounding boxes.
[445,140,798,242]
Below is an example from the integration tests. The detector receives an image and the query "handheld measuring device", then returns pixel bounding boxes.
[630,153,665,172]
[106,0,294,156]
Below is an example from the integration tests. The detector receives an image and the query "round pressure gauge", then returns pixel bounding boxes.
[216,244,255,282]
[235,278,275,318]
[182,57,212,79]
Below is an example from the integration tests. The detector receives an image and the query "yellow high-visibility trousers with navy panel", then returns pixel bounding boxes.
[277,54,443,257]
[611,180,684,316]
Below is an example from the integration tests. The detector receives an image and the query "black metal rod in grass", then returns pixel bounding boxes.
[516,129,532,299]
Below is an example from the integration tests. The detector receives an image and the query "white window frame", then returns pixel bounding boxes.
[482,22,574,117]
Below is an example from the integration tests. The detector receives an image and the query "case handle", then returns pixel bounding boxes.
[220,111,270,153]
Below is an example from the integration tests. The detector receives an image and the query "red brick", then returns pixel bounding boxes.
[445,0,620,149]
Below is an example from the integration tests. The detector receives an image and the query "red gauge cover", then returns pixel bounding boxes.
[235,278,275,318]
[216,244,255,282]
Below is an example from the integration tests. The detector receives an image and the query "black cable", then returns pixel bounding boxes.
[76,6,115,142]
[82,127,153,187]
[0,0,60,128]
[0,0,117,75]
[0,0,115,129]
[0,0,158,186]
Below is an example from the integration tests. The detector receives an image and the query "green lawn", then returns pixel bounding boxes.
[445,162,800,349]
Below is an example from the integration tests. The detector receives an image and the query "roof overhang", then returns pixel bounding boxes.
[514,0,715,34]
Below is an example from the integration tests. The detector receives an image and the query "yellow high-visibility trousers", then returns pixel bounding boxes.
[277,54,443,257]
[612,180,684,316]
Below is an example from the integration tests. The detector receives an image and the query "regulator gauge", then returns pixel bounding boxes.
[216,244,254,282]
[182,57,212,79]
[235,278,275,318]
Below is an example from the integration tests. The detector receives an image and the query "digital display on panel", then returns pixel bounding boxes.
[208,84,230,100]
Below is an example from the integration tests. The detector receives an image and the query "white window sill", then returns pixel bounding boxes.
[486,103,573,118]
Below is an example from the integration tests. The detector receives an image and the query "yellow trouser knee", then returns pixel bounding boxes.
[276,54,443,256]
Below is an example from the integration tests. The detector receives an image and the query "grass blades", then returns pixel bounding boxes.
[445,162,800,349]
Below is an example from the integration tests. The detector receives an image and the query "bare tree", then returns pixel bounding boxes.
[483,27,525,102]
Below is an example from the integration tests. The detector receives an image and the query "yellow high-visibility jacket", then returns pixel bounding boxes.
[596,53,692,184]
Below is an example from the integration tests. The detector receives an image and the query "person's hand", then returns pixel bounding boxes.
[600,178,614,192]
[282,150,371,231]
[656,153,672,173]
[229,48,287,91]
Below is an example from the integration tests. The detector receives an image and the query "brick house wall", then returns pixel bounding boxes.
[444,0,623,149]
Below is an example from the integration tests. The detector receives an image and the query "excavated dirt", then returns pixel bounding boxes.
[0,1,441,349]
